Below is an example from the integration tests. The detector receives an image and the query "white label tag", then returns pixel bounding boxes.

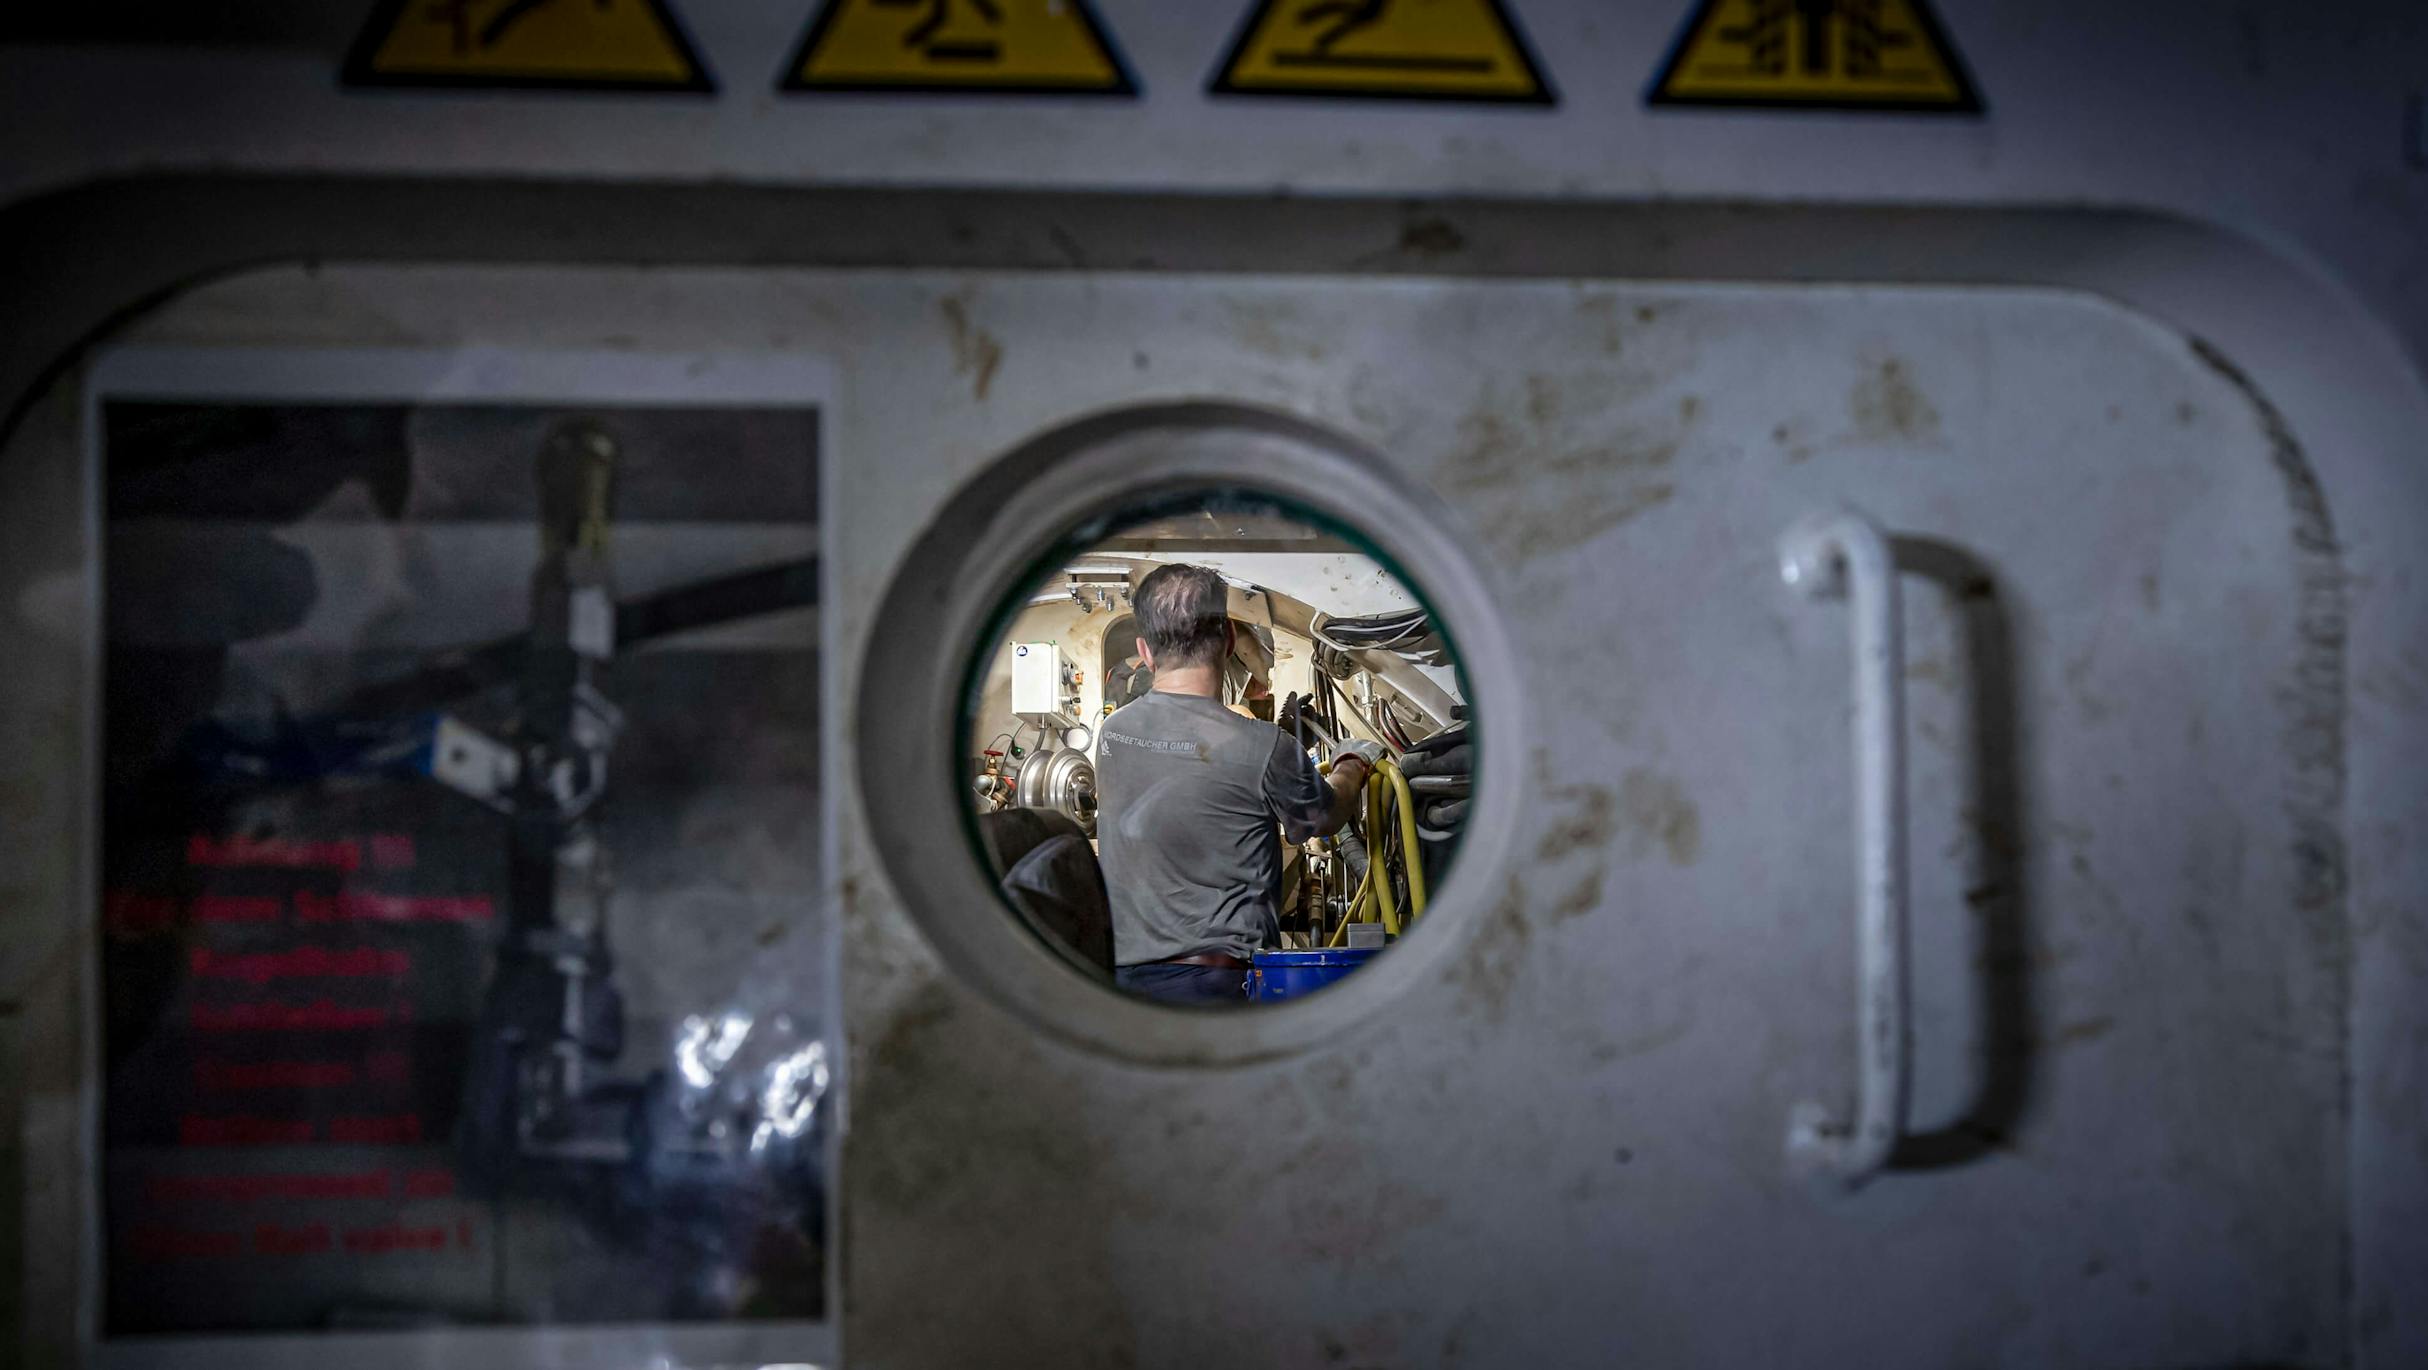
[570,586,616,659]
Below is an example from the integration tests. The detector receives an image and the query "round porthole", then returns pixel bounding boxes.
[856,403,1526,1067]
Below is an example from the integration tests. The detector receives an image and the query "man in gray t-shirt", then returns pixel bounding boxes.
[1096,564,1374,1006]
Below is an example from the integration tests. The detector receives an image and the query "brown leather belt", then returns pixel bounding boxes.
[1157,952,1250,970]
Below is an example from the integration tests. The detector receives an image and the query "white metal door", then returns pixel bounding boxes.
[834,275,2347,1367]
[52,263,2353,1368]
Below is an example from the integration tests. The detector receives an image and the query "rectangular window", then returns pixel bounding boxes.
[94,360,828,1340]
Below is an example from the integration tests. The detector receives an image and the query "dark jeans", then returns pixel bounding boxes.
[1115,962,1249,1006]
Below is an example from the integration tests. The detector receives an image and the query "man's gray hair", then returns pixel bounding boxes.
[1134,563,1230,669]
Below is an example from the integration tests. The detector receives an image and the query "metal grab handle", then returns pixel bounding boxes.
[1778,508,1910,1188]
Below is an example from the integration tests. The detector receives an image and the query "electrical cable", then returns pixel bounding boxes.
[1314,607,1427,638]
[1376,695,1413,752]
[1365,692,1409,754]
[1351,621,1433,652]
[1311,609,1437,664]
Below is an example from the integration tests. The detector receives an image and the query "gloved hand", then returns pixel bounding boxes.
[1330,738,1386,777]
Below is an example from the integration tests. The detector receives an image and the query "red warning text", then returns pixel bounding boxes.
[189,999,405,1032]
[189,945,411,985]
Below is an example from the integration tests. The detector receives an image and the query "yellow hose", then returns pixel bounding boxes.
[1365,773,1401,936]
[1315,752,1430,944]
[1377,757,1428,918]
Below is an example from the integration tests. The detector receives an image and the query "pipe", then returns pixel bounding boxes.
[1314,752,1429,944]
[1325,846,1376,948]
[1366,776,1400,936]
[1378,757,1428,918]
[1319,752,1379,947]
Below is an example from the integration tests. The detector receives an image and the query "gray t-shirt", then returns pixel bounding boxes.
[1095,690,1332,965]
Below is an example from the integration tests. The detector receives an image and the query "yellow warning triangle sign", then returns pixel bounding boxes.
[1211,0,1553,104]
[1648,0,1979,112]
[344,0,714,92]
[782,0,1135,96]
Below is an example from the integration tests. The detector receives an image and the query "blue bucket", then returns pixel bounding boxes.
[1250,947,1384,1002]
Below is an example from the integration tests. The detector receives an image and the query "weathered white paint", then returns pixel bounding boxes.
[0,261,2366,1368]
[0,5,2423,1362]
[1,4,2423,369]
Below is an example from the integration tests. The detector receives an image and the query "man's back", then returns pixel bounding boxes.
[1095,690,1328,964]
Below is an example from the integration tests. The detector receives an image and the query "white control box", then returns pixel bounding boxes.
[1009,641,1078,731]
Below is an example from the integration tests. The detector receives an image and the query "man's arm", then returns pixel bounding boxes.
[1305,753,1371,840]
[1271,735,1382,843]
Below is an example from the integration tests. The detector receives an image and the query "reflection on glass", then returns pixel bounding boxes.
[970,493,1472,1007]
[99,400,827,1333]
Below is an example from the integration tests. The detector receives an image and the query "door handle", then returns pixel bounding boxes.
[1778,508,1910,1187]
